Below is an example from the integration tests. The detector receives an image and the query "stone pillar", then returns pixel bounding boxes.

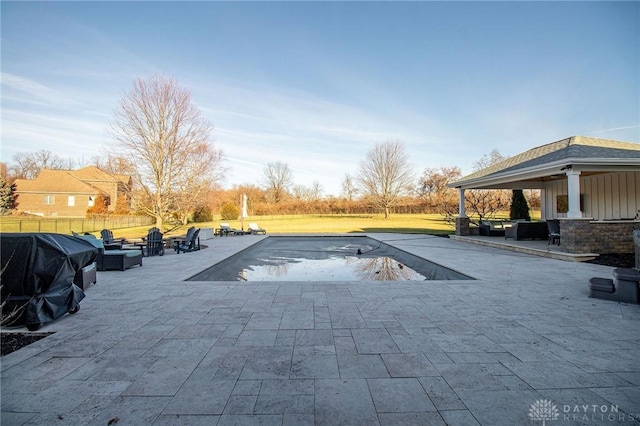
[455,217,470,236]
[566,169,582,219]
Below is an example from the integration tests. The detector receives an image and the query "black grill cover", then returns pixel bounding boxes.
[1,233,97,327]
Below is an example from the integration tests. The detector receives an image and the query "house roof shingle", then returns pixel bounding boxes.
[451,136,640,187]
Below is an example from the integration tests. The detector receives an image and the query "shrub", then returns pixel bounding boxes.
[510,189,531,221]
[192,205,212,223]
[220,203,239,220]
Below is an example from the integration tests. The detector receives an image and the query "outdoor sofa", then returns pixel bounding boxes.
[504,221,548,241]
[77,234,143,271]
[479,220,507,236]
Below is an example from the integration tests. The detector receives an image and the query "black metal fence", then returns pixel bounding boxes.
[0,216,154,234]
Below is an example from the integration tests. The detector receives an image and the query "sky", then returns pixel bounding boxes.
[1,1,638,196]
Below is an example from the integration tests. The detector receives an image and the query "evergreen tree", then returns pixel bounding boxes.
[0,176,17,215]
[510,189,531,221]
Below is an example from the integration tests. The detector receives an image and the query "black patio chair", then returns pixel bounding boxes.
[547,219,561,245]
[176,228,201,254]
[100,229,125,249]
[144,228,165,257]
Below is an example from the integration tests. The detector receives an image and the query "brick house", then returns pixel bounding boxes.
[14,166,132,217]
[449,136,640,254]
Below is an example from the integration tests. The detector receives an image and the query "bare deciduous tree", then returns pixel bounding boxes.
[357,140,415,218]
[9,150,68,179]
[263,161,292,203]
[110,74,224,229]
[465,149,510,224]
[341,173,358,201]
[417,166,461,213]
[92,154,137,176]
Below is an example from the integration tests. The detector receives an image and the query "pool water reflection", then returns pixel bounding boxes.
[188,236,472,282]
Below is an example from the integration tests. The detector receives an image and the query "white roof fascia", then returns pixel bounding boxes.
[450,157,640,189]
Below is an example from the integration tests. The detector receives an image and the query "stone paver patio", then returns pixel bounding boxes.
[2,234,639,425]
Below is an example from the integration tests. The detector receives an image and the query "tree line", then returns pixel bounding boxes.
[1,74,539,226]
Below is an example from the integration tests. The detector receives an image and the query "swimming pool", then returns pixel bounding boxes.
[188,236,473,282]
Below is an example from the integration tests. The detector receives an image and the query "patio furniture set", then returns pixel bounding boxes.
[479,219,560,245]
[215,222,266,236]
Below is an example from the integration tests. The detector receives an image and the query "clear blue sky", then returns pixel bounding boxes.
[2,1,638,195]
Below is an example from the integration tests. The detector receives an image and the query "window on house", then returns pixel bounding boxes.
[88,196,95,207]
[68,196,75,207]
[44,195,55,205]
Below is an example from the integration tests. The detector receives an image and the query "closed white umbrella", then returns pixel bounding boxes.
[241,194,248,230]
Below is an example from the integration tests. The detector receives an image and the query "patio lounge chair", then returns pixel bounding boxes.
[218,223,241,236]
[77,234,143,271]
[176,228,201,254]
[247,223,266,235]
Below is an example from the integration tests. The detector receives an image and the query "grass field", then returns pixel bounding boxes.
[1,211,541,241]
[107,213,456,240]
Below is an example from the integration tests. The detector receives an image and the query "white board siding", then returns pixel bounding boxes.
[542,171,640,220]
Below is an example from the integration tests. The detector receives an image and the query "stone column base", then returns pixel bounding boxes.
[455,217,470,236]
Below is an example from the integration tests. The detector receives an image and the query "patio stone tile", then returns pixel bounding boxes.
[223,395,257,414]
[232,380,262,396]
[235,330,278,347]
[163,374,235,415]
[337,354,390,378]
[254,394,314,414]
[367,378,436,412]
[455,389,543,425]
[390,333,436,353]
[122,356,202,396]
[280,310,315,329]
[418,376,466,410]
[334,336,358,354]
[283,413,314,425]
[152,414,221,425]
[66,356,159,382]
[216,414,283,425]
[504,360,633,389]
[290,354,339,379]
[293,345,335,356]
[378,412,446,425]
[438,409,482,425]
[591,386,640,415]
[352,329,400,354]
[1,412,36,425]
[431,334,501,353]
[616,372,640,386]
[244,316,282,330]
[294,329,334,346]
[143,338,216,358]
[239,347,293,380]
[314,379,378,426]
[381,353,439,377]
[434,363,509,391]
[86,395,172,425]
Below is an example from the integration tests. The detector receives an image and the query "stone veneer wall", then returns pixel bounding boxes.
[455,217,470,236]
[560,219,639,254]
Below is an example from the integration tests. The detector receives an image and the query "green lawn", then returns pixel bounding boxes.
[1,211,541,241]
[109,214,455,240]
